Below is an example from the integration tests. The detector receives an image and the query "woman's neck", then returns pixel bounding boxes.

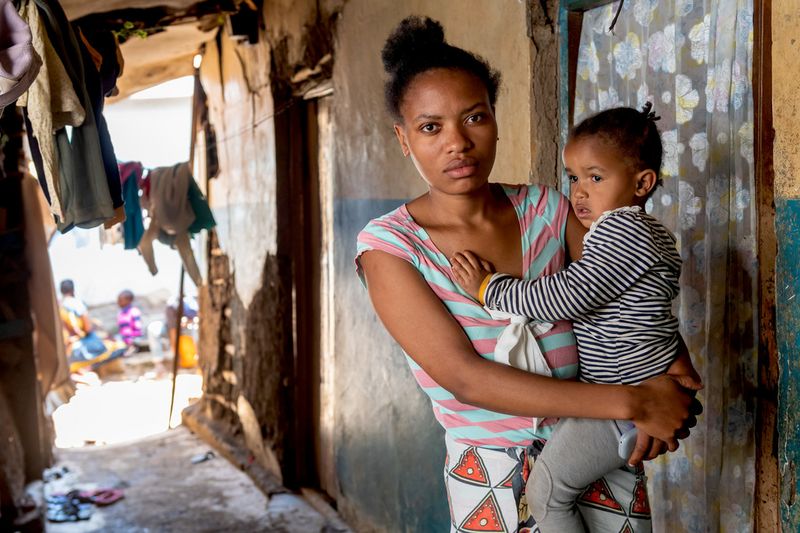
[411,183,507,229]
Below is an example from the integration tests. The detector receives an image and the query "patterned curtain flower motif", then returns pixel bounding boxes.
[676,74,700,124]
[662,129,684,176]
[633,0,659,26]
[689,132,709,171]
[647,24,677,73]
[578,39,600,83]
[636,82,653,109]
[598,86,622,111]
[732,61,750,110]
[738,122,754,162]
[705,60,732,113]
[689,15,710,64]
[613,33,643,80]
[678,180,703,230]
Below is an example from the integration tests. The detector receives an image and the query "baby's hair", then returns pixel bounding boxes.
[570,103,664,197]
[119,289,134,301]
[381,16,502,122]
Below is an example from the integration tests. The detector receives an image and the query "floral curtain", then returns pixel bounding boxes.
[571,1,757,531]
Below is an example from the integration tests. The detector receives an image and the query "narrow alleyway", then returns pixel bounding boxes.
[43,426,339,532]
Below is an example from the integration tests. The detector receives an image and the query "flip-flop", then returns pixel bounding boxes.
[81,488,124,506]
[45,497,92,522]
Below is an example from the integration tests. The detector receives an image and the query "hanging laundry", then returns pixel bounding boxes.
[26,0,123,232]
[139,162,215,287]
[74,27,124,229]
[0,0,41,115]
[118,161,144,249]
[17,0,84,221]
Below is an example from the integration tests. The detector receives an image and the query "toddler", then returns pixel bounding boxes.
[452,104,700,532]
[116,290,143,346]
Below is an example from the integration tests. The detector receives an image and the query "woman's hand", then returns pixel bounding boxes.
[628,374,701,451]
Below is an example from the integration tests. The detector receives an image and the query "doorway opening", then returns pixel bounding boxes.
[48,76,204,449]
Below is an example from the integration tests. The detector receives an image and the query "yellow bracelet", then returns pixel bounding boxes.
[477,273,493,305]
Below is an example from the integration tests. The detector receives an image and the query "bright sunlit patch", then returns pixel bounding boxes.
[52,373,203,448]
[193,53,203,69]
[129,75,195,100]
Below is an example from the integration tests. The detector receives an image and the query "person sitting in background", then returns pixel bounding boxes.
[165,295,198,354]
[59,279,106,368]
[59,279,126,373]
[116,289,142,346]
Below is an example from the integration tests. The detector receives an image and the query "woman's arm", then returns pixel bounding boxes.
[360,249,696,445]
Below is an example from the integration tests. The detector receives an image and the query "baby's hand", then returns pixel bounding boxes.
[450,251,494,301]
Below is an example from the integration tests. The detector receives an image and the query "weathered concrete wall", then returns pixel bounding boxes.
[197,26,293,483]
[772,2,800,530]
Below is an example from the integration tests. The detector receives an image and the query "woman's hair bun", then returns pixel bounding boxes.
[382,16,446,74]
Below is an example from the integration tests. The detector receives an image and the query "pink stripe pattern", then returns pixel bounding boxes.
[356,184,579,447]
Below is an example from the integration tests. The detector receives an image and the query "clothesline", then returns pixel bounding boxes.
[212,97,297,145]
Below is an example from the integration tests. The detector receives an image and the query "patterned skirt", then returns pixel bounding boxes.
[444,434,652,532]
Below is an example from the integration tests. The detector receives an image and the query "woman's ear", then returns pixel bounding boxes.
[393,123,410,157]
[634,169,658,198]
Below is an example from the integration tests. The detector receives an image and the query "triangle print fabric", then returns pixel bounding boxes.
[450,447,491,487]
[458,492,507,533]
[578,478,626,514]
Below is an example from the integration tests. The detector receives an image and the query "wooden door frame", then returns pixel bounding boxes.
[753,1,779,530]
[286,97,322,490]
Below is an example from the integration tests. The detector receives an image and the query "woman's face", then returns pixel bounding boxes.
[393,68,498,196]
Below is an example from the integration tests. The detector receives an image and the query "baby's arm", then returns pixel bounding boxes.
[451,251,494,300]
[474,212,661,322]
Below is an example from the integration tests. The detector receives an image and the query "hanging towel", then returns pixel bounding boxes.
[139,162,214,287]
[149,162,195,235]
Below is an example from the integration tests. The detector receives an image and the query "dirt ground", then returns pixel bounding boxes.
[39,354,349,532]
[43,426,342,532]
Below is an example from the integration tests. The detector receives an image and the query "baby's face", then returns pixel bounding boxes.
[563,137,641,228]
[118,295,131,308]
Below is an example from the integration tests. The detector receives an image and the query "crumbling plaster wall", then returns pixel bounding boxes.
[197,26,293,483]
[195,0,344,491]
[773,2,800,531]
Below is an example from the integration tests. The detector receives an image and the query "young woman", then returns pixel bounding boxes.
[355,16,701,531]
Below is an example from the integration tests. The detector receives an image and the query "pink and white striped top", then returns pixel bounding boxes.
[356,184,579,447]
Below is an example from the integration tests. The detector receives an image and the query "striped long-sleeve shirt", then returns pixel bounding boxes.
[482,206,681,385]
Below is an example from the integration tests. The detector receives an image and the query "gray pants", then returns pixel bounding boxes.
[527,418,637,533]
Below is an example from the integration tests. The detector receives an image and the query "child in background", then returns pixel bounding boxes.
[116,290,142,346]
[451,104,701,532]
